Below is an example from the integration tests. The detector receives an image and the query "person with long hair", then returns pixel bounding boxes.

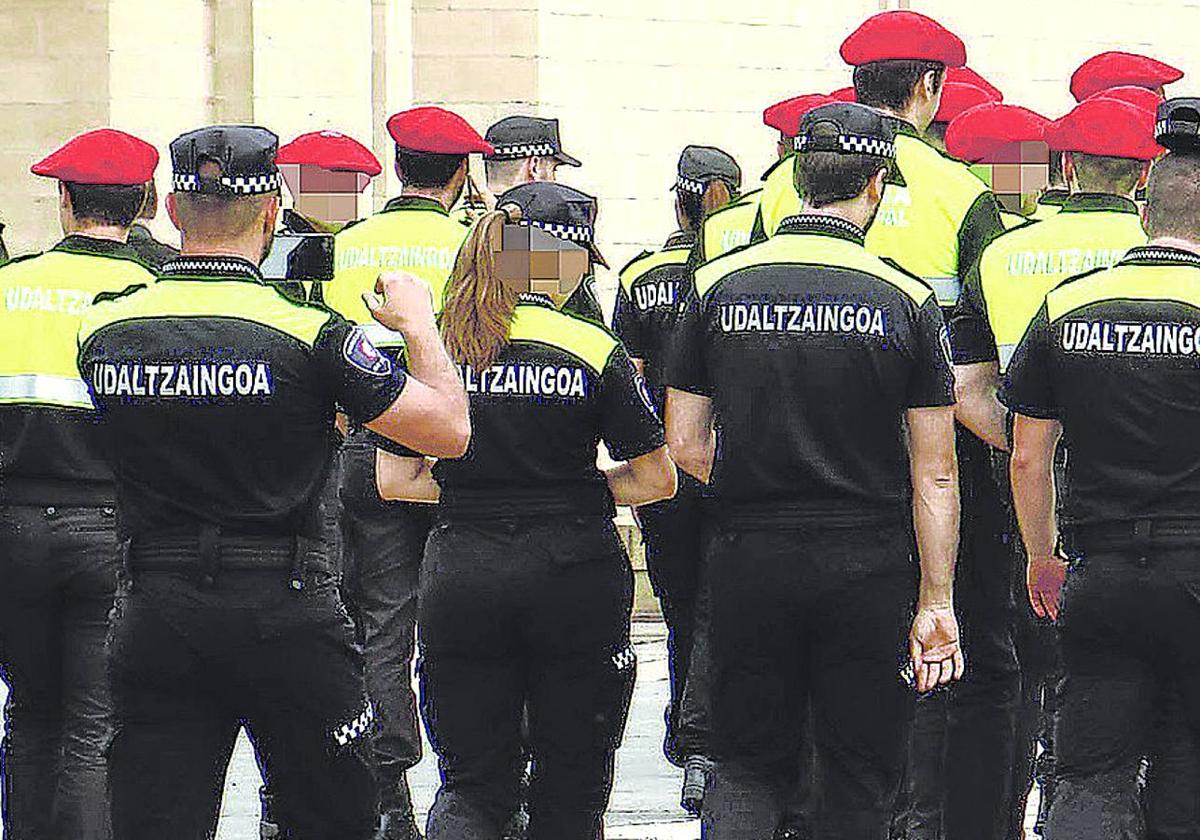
[378,183,676,840]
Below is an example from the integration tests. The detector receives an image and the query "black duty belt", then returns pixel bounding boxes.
[1070,518,1200,552]
[124,526,327,590]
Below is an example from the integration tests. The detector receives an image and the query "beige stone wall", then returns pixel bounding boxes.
[1,0,1198,293]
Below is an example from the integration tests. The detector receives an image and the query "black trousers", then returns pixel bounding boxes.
[1046,537,1200,840]
[700,521,916,840]
[0,504,118,840]
[419,516,636,840]
[637,470,705,764]
[107,540,377,840]
[339,440,430,788]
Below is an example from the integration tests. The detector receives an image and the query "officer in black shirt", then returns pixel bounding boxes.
[77,124,470,840]
[613,143,739,769]
[377,186,675,840]
[1005,99,1200,840]
[666,103,963,840]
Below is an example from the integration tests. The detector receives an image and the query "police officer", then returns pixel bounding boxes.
[377,182,675,839]
[614,144,739,770]
[321,105,490,839]
[126,178,181,269]
[950,94,1157,839]
[1003,97,1200,840]
[0,128,159,840]
[665,102,964,840]
[77,123,469,840]
[925,81,997,155]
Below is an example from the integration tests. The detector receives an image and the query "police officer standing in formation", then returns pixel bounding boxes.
[321,105,491,840]
[1004,98,1200,840]
[76,123,470,840]
[666,101,964,839]
[377,182,675,839]
[0,128,159,840]
[614,144,740,769]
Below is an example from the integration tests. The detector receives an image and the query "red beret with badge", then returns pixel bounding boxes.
[945,103,1050,163]
[1070,51,1184,102]
[31,128,159,186]
[840,11,966,68]
[276,131,382,177]
[764,94,837,138]
[935,82,1000,124]
[386,107,494,156]
[1044,97,1163,160]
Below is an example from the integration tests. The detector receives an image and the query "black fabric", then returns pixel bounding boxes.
[432,301,663,520]
[667,224,955,524]
[949,252,1000,366]
[956,191,1007,292]
[419,517,636,840]
[106,561,377,840]
[700,523,916,840]
[125,224,179,270]
[79,259,406,538]
[0,505,118,840]
[613,233,693,395]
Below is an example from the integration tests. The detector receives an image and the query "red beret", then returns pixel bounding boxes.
[1070,51,1184,102]
[840,11,966,68]
[1044,98,1162,160]
[31,128,158,186]
[276,130,382,176]
[945,103,1050,163]
[1086,85,1163,114]
[386,107,493,156]
[829,86,857,103]
[935,82,1000,124]
[763,94,837,138]
[946,67,1003,101]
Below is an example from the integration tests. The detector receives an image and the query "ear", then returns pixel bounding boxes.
[59,181,72,213]
[165,192,183,232]
[702,181,732,217]
[1137,160,1152,191]
[1062,152,1076,187]
[869,167,888,203]
[262,194,280,235]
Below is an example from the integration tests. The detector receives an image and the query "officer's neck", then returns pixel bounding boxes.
[801,201,873,233]
[873,102,927,133]
[400,186,454,211]
[1149,236,1200,258]
[179,234,265,265]
[62,218,129,243]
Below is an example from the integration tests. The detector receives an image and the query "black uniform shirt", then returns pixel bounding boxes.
[1003,245,1200,528]
[126,223,180,270]
[432,294,664,519]
[77,255,406,537]
[667,214,956,525]
[613,230,695,406]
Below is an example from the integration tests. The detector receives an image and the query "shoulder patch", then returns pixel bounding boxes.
[342,327,393,376]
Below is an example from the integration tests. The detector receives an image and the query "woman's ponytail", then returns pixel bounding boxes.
[440,210,520,374]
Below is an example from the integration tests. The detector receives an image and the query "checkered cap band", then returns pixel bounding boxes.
[795,133,896,159]
[612,644,636,672]
[675,176,707,194]
[330,700,375,747]
[172,172,282,195]
[491,142,556,159]
[522,219,593,243]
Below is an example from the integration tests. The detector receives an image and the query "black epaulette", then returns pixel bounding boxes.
[92,283,147,305]
[879,256,935,291]
[1051,265,1108,291]
[339,218,364,233]
[618,249,654,276]
[1,251,43,266]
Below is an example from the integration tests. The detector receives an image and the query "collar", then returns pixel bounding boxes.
[1059,193,1139,215]
[52,234,137,259]
[664,230,697,250]
[889,118,923,139]
[159,255,265,283]
[777,213,866,245]
[1039,188,1070,207]
[517,292,556,308]
[382,195,449,216]
[1121,245,1200,270]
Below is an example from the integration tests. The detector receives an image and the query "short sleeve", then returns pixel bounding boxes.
[597,344,666,462]
[907,297,958,408]
[957,192,1006,281]
[665,291,711,397]
[612,284,647,360]
[314,316,407,426]
[948,260,999,365]
[1000,302,1058,420]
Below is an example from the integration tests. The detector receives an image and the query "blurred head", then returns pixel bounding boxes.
[967,141,1051,215]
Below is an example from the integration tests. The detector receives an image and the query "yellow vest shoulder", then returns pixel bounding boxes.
[509,304,620,374]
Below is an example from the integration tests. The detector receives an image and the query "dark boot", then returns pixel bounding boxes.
[377,775,423,840]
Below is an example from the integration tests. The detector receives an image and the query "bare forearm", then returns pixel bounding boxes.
[1012,459,1057,558]
[913,474,959,607]
[953,363,1008,451]
[670,432,714,484]
[404,324,467,415]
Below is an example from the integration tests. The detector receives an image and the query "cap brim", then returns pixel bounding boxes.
[553,150,582,167]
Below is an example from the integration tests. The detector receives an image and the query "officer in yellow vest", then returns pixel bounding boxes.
[323,105,492,840]
[0,128,158,840]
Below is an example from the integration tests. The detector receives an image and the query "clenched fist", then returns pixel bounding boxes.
[362,271,437,335]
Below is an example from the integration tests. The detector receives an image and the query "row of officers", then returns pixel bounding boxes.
[3,9,1200,840]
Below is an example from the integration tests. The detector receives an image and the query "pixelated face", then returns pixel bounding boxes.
[278,164,368,225]
[970,141,1050,213]
[494,224,589,298]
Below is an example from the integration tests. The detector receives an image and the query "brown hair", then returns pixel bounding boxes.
[440,209,520,373]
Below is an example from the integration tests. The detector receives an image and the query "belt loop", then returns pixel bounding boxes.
[289,534,306,592]
[197,525,220,587]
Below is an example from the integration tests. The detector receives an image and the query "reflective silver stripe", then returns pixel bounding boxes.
[356,323,407,349]
[926,276,962,306]
[0,374,94,408]
[998,343,1017,373]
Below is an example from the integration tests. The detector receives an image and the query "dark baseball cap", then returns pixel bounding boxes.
[498,181,606,268]
[1156,97,1200,154]
[795,102,906,186]
[672,145,741,195]
[485,116,581,167]
[170,125,281,196]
